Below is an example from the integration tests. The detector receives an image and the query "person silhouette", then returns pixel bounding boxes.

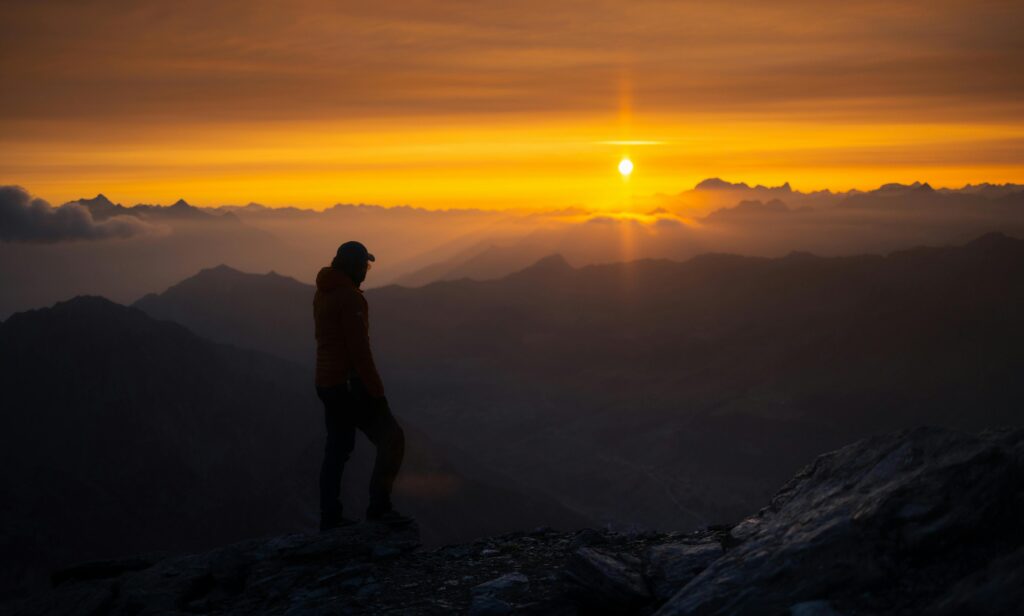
[313,241,410,530]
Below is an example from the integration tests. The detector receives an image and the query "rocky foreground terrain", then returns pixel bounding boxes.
[7,426,1023,615]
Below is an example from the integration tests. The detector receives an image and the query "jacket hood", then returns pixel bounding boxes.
[316,266,357,292]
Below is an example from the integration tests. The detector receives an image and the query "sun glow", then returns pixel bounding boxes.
[619,158,634,177]
[6,115,1023,211]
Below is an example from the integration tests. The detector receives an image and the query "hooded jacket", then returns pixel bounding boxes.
[313,266,385,397]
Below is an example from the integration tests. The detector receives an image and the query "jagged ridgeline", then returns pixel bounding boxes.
[8,427,1023,614]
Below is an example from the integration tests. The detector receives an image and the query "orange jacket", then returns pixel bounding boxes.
[313,266,386,397]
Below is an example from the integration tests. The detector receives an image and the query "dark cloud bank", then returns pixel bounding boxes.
[0,186,153,243]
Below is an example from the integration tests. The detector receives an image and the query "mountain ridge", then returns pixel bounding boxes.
[62,233,1024,540]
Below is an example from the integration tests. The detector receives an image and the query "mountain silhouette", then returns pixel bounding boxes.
[0,296,314,595]
[135,265,315,364]
[132,254,577,366]
[703,198,790,222]
[367,234,1024,529]
[70,195,239,223]
[8,179,1024,320]
[695,178,793,193]
[122,234,1024,535]
[0,297,586,597]
[503,253,573,278]
[393,243,571,288]
[71,194,128,220]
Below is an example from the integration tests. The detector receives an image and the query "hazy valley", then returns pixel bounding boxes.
[3,179,1024,610]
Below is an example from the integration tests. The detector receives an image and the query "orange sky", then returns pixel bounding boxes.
[2,0,1022,211]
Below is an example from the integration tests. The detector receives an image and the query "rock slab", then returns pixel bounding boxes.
[655,427,1024,616]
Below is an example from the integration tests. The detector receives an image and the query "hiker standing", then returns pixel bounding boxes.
[313,241,410,530]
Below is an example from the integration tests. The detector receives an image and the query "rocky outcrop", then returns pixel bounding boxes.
[656,426,1024,615]
[5,427,1022,615]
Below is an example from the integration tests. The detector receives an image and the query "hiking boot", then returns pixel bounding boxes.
[320,515,358,532]
[366,509,415,526]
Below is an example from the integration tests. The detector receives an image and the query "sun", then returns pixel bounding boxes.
[618,157,634,177]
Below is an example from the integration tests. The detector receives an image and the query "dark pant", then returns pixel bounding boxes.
[317,379,405,521]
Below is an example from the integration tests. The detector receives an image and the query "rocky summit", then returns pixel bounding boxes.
[7,427,1023,616]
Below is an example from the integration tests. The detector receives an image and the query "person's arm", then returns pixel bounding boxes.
[340,293,386,398]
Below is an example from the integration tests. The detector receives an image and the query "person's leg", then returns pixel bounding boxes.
[351,383,406,517]
[317,385,356,528]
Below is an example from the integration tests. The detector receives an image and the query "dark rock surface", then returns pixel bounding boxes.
[8,524,712,615]
[644,541,722,602]
[656,426,1024,615]
[469,572,529,615]
[564,547,651,611]
[5,427,1023,615]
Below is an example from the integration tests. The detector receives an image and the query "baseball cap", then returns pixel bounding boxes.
[335,241,375,264]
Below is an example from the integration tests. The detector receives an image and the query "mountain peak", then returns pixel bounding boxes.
[965,231,1018,251]
[695,178,794,192]
[195,265,306,287]
[2,295,152,334]
[70,193,120,212]
[526,253,572,271]
[199,264,244,277]
[695,178,750,190]
[704,198,790,222]
[876,182,929,194]
[498,253,573,282]
[52,294,124,313]
[170,198,190,208]
[72,193,113,204]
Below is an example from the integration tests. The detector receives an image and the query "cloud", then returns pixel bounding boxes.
[0,186,155,243]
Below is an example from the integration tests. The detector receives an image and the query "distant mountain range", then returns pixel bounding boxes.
[71,194,240,223]
[0,297,586,597]
[49,178,1024,224]
[391,180,1024,286]
[125,233,1024,537]
[4,179,1024,320]
[673,177,1024,211]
